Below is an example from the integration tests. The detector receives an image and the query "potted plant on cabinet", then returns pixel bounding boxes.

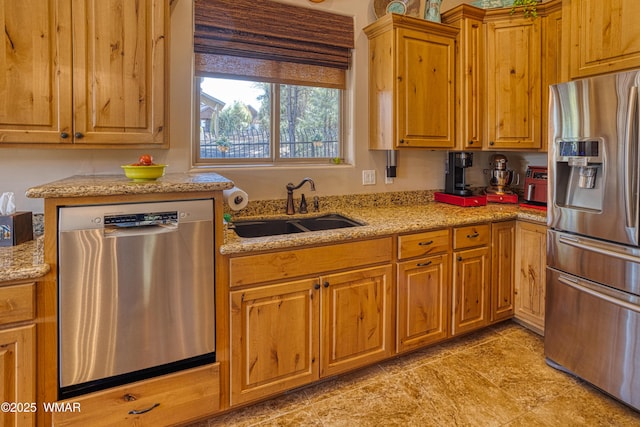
[511,0,539,18]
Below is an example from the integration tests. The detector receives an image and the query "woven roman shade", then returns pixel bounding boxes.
[194,0,354,88]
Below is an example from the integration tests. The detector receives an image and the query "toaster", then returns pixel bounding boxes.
[524,166,547,205]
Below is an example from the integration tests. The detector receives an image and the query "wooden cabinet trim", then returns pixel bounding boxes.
[52,364,220,427]
[0,282,35,325]
[229,237,393,287]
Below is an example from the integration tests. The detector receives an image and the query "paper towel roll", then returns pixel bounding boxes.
[223,187,248,211]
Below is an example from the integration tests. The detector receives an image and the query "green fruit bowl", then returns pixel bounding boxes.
[121,164,167,181]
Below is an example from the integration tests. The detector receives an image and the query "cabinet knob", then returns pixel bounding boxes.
[399,139,405,144]
[457,256,463,262]
[468,141,474,145]
[314,283,321,290]
[323,281,330,288]
[74,132,84,139]
[60,132,69,139]
[489,141,495,146]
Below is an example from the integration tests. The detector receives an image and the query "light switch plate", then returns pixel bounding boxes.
[362,170,376,185]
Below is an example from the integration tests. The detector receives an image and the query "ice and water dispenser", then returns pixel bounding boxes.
[553,139,604,211]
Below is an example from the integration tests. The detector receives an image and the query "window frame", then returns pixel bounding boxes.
[192,74,345,167]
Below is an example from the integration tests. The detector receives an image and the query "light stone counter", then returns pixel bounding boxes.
[221,202,547,255]
[0,236,49,282]
[25,172,234,198]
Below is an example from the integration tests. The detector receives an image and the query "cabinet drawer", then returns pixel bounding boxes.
[453,224,490,250]
[398,229,450,260]
[0,282,35,325]
[52,364,220,427]
[230,237,393,287]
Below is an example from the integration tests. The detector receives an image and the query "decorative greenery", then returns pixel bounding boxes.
[510,0,539,19]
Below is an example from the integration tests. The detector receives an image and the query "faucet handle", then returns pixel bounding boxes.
[299,194,308,214]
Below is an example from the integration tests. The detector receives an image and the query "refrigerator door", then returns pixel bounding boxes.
[547,229,640,297]
[548,70,640,246]
[546,268,640,411]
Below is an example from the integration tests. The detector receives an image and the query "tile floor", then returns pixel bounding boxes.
[187,321,640,426]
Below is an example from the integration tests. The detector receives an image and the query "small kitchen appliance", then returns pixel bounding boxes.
[484,154,519,203]
[436,152,487,206]
[444,151,474,196]
[521,166,547,208]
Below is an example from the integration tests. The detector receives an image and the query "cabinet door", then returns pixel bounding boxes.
[72,0,167,145]
[0,0,72,144]
[396,28,455,149]
[450,14,485,150]
[485,18,541,149]
[452,246,490,335]
[491,221,515,323]
[568,0,640,78]
[0,325,35,427]
[321,265,393,377]
[514,221,547,333]
[397,254,450,353]
[230,279,319,405]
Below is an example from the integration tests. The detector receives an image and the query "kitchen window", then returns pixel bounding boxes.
[195,77,343,165]
[192,0,353,167]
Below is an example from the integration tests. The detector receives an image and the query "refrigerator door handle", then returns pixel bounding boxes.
[558,234,640,264]
[558,274,640,313]
[624,86,639,233]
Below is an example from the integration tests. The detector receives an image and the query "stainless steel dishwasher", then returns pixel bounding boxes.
[57,199,215,398]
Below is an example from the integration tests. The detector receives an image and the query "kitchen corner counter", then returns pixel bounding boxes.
[25,172,234,198]
[221,202,547,255]
[0,236,49,282]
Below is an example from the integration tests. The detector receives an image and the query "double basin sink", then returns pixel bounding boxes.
[231,214,363,238]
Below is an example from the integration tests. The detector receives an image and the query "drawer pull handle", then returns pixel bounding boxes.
[467,232,479,238]
[128,403,160,415]
[417,261,432,267]
[418,240,434,246]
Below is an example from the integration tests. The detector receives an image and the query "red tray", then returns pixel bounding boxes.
[486,193,519,204]
[435,192,487,207]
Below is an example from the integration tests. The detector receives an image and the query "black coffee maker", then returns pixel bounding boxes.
[445,152,474,196]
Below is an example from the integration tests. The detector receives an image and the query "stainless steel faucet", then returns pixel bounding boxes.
[286,178,316,215]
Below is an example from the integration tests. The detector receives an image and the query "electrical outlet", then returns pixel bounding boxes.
[362,170,376,185]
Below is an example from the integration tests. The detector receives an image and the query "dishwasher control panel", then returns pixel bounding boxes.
[104,211,178,228]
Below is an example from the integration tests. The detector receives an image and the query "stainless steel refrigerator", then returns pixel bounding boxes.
[547,69,640,410]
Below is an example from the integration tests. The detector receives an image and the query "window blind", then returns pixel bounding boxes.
[194,0,354,87]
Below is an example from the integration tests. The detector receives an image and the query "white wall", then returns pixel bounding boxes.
[0,0,544,214]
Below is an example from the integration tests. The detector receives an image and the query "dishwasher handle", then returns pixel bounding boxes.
[104,223,178,238]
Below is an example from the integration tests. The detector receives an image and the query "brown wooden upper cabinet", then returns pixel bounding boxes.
[441,0,561,152]
[0,0,167,147]
[484,15,542,150]
[364,14,459,150]
[565,0,640,79]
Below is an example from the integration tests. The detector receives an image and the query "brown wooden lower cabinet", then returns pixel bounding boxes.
[229,264,393,405]
[514,220,547,333]
[51,364,220,427]
[0,280,36,427]
[491,221,516,322]
[396,254,450,352]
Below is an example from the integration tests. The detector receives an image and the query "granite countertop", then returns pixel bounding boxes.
[0,236,49,283]
[4,179,547,281]
[26,172,234,198]
[220,202,547,255]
